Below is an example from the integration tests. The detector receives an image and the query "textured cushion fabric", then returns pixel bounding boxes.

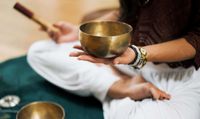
[0,56,103,119]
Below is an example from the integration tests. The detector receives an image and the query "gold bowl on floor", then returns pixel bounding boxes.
[16,101,65,119]
[79,21,132,58]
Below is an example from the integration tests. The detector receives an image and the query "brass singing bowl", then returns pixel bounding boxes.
[16,101,65,119]
[79,21,133,58]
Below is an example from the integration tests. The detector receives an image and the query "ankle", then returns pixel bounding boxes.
[107,79,131,99]
[143,82,153,97]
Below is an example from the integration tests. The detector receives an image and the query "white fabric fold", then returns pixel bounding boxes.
[27,40,200,119]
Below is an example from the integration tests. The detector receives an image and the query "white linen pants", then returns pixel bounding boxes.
[27,40,200,119]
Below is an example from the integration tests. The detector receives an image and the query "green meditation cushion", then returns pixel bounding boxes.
[0,56,103,119]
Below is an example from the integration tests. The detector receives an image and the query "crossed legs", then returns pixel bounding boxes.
[108,67,170,100]
[27,40,170,102]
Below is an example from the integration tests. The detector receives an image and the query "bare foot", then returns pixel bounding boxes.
[108,75,171,100]
[147,83,171,100]
[127,77,171,100]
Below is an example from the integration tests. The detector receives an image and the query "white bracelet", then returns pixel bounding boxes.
[129,45,147,69]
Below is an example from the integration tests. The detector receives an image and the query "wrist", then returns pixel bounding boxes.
[129,45,147,69]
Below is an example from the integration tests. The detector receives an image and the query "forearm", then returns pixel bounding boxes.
[143,38,196,62]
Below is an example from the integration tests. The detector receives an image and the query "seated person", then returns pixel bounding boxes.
[27,0,200,119]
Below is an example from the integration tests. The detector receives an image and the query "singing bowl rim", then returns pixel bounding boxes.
[16,101,65,119]
[79,20,133,37]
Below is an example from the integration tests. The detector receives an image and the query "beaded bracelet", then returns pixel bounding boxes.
[129,45,147,69]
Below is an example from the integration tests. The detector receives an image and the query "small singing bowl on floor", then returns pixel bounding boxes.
[16,101,65,119]
[79,21,133,58]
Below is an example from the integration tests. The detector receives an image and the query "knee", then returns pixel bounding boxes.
[28,40,54,58]
[28,40,55,54]
[27,42,39,66]
[27,40,54,66]
[27,40,95,71]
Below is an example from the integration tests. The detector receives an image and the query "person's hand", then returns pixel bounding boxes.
[48,21,78,43]
[69,45,136,65]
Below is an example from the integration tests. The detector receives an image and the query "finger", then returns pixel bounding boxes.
[113,58,119,64]
[50,31,61,43]
[113,56,129,65]
[73,45,84,51]
[48,30,57,40]
[95,63,105,67]
[47,29,57,37]
[53,21,65,29]
[69,51,86,57]
[53,21,72,34]
[78,55,99,63]
[48,30,54,38]
[78,55,111,64]
[77,53,113,64]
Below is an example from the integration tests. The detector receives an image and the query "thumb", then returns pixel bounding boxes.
[113,53,134,65]
[113,56,126,65]
[53,22,63,29]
